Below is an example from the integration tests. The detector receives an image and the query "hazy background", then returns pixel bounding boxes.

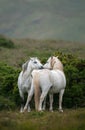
[0,0,85,42]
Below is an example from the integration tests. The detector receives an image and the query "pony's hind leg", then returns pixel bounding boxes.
[39,89,50,111]
[59,89,64,112]
[49,94,53,112]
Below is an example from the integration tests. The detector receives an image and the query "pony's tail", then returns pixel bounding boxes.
[33,74,41,111]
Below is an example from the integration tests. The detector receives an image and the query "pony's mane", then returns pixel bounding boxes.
[22,57,39,73]
[22,60,29,73]
[51,56,63,71]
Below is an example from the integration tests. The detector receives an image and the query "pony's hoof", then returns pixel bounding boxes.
[49,109,53,112]
[39,110,44,113]
[20,110,24,113]
[27,109,31,112]
[23,107,28,112]
[38,109,43,112]
[20,108,24,113]
[42,108,45,111]
[59,109,63,113]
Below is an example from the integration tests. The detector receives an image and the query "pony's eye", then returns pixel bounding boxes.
[34,61,37,64]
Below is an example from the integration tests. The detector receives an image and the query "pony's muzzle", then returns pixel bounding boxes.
[39,66,44,69]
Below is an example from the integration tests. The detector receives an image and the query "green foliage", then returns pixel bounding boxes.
[0,96,16,110]
[0,36,15,48]
[54,52,85,108]
[0,62,20,109]
[0,52,85,110]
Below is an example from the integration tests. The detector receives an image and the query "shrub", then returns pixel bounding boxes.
[0,96,16,110]
[54,52,85,108]
[0,52,85,110]
[0,62,20,109]
[0,36,15,48]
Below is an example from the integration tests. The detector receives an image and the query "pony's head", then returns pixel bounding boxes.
[22,57,43,72]
[44,56,63,71]
[29,57,43,70]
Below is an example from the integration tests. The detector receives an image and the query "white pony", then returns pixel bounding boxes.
[24,56,66,112]
[18,57,43,112]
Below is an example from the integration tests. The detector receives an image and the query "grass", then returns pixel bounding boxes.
[0,108,85,130]
[0,38,85,67]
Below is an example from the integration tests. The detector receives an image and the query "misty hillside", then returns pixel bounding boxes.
[0,0,85,42]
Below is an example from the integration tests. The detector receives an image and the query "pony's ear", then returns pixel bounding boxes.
[30,57,33,61]
[36,57,38,60]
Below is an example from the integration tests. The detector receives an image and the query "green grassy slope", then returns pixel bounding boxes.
[0,37,85,67]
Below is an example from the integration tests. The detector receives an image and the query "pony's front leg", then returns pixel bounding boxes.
[19,90,24,113]
[59,89,64,112]
[27,92,31,112]
[24,86,34,112]
[49,94,53,112]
